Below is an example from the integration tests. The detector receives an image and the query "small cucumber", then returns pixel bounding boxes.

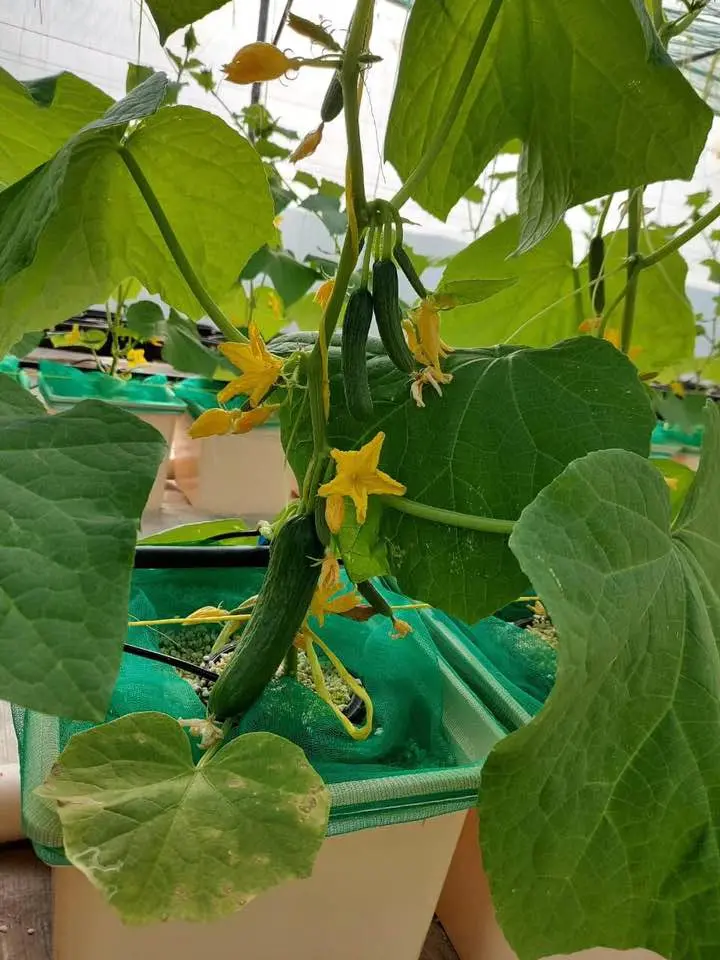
[342,288,374,421]
[393,244,427,300]
[321,72,344,123]
[209,514,322,720]
[372,259,415,374]
[589,235,606,315]
[356,580,394,620]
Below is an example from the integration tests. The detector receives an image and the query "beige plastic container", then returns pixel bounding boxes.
[172,412,296,522]
[53,812,464,960]
[437,810,665,960]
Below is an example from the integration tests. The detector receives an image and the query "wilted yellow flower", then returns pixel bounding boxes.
[126,348,146,368]
[392,618,412,638]
[222,42,302,85]
[290,124,324,163]
[410,365,453,409]
[319,550,342,590]
[410,298,452,372]
[218,323,284,407]
[664,475,679,491]
[578,317,602,333]
[318,432,406,532]
[183,606,226,624]
[314,279,335,309]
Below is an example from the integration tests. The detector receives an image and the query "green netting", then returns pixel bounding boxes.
[37,360,185,412]
[13,565,514,865]
[0,355,30,388]
[425,611,556,725]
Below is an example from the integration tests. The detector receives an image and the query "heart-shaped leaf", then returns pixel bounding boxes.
[39,713,329,923]
[278,335,655,621]
[0,68,111,187]
[481,403,720,959]
[0,77,274,353]
[0,376,165,719]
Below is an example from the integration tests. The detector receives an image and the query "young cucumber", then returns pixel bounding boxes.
[208,514,322,720]
[393,244,427,300]
[321,72,344,123]
[342,288,374,421]
[372,259,415,374]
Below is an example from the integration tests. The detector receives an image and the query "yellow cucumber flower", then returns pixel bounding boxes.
[411,298,452,372]
[126,348,146,368]
[189,404,280,439]
[392,618,412,638]
[319,550,342,590]
[290,124,325,163]
[310,580,361,627]
[222,42,302,85]
[65,324,83,346]
[218,323,284,407]
[314,279,335,309]
[318,431,406,533]
[578,317,602,333]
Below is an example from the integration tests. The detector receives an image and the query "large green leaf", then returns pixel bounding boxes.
[481,403,720,960]
[386,0,712,250]
[0,379,165,719]
[0,73,167,290]
[599,227,697,373]
[0,85,274,353]
[439,217,577,348]
[439,218,697,370]
[39,713,329,923]
[146,0,233,44]
[278,335,654,620]
[0,68,111,187]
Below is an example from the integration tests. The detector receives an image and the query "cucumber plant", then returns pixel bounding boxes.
[1,0,720,954]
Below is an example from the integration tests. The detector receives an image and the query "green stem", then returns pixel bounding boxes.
[361,227,374,287]
[595,194,613,238]
[381,495,515,535]
[649,0,665,30]
[283,644,298,678]
[342,0,374,228]
[621,189,642,355]
[119,147,246,343]
[571,267,585,327]
[390,0,504,210]
[661,3,708,42]
[382,217,393,259]
[640,198,720,270]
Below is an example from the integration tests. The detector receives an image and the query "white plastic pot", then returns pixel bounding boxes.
[53,812,464,960]
[172,412,296,523]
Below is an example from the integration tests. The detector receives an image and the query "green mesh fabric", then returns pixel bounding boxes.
[426,611,556,724]
[13,566,520,865]
[37,360,185,412]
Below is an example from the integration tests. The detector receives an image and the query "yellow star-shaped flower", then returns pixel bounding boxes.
[218,323,284,407]
[126,348,146,368]
[318,431,406,533]
[309,581,361,627]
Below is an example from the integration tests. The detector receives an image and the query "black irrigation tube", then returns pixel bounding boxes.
[133,544,271,569]
[122,642,219,681]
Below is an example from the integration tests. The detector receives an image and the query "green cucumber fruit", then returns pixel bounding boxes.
[209,514,322,720]
[393,244,427,300]
[589,235,606,315]
[372,258,415,374]
[356,579,394,620]
[321,72,344,123]
[341,288,375,421]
